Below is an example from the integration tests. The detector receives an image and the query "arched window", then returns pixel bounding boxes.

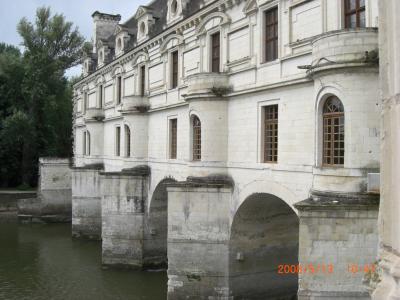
[125,125,131,157]
[323,96,344,166]
[83,130,91,156]
[192,116,201,161]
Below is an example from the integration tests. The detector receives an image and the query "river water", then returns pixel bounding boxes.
[0,223,167,300]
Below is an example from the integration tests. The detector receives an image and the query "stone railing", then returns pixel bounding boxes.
[84,108,104,121]
[307,28,379,76]
[184,72,231,100]
[120,95,150,113]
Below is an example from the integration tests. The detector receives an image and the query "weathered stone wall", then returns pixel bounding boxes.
[18,158,71,222]
[296,192,379,300]
[372,1,400,298]
[72,166,103,239]
[38,158,72,218]
[101,167,150,268]
[167,181,232,299]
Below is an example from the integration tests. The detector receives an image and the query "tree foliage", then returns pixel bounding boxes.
[0,7,84,188]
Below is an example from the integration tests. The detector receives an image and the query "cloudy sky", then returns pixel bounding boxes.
[0,0,144,77]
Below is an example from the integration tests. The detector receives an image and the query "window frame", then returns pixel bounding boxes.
[192,115,202,161]
[210,31,221,73]
[169,118,178,159]
[322,96,345,167]
[116,76,122,104]
[139,65,146,96]
[344,0,366,29]
[115,126,121,157]
[263,6,279,63]
[124,124,131,158]
[98,84,103,108]
[171,50,179,89]
[263,104,279,163]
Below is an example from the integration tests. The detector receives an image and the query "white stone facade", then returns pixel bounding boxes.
[73,0,382,298]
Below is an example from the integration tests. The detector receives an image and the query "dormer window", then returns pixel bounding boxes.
[167,0,186,25]
[135,6,156,43]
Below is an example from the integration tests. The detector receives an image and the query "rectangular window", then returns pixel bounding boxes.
[99,85,103,108]
[344,0,366,28]
[140,65,146,96]
[263,105,278,163]
[265,7,278,63]
[83,92,88,113]
[323,115,345,166]
[171,51,179,89]
[116,126,121,157]
[116,76,122,104]
[169,119,178,159]
[211,32,220,73]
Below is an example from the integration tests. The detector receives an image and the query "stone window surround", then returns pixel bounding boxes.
[259,0,280,65]
[315,87,348,169]
[258,99,279,164]
[124,123,132,158]
[167,115,178,160]
[189,112,202,162]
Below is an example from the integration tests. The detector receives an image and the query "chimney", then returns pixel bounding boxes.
[92,11,121,52]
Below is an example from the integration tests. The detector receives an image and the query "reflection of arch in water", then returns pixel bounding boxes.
[144,177,176,269]
[229,193,299,300]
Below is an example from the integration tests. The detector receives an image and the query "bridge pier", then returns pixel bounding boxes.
[295,191,379,300]
[71,165,103,239]
[101,166,150,269]
[167,176,232,300]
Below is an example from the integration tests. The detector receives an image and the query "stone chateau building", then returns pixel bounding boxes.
[71,0,400,299]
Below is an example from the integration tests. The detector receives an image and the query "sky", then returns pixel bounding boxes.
[0,0,144,77]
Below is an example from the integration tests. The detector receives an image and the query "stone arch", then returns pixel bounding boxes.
[196,11,231,36]
[235,179,299,215]
[229,192,299,299]
[111,64,124,77]
[160,34,184,53]
[144,177,177,268]
[132,51,149,66]
[95,75,105,86]
[243,0,259,15]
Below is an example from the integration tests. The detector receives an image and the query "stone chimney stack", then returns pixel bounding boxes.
[91,11,121,52]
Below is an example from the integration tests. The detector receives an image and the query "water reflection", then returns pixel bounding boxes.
[0,223,167,300]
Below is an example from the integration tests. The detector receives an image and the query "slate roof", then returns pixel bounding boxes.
[93,0,206,59]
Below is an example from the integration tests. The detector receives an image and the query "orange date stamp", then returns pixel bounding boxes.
[277,263,376,275]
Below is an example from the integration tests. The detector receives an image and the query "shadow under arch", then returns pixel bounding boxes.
[229,193,299,299]
[144,177,176,269]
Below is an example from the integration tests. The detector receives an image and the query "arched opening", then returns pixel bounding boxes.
[322,96,344,166]
[192,115,201,161]
[229,193,299,299]
[171,0,178,15]
[144,178,176,269]
[124,125,131,157]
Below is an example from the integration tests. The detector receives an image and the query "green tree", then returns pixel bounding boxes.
[0,7,84,187]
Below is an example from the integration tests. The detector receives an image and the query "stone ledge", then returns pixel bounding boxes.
[295,190,379,211]
[72,163,104,170]
[100,165,151,177]
[167,174,234,188]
